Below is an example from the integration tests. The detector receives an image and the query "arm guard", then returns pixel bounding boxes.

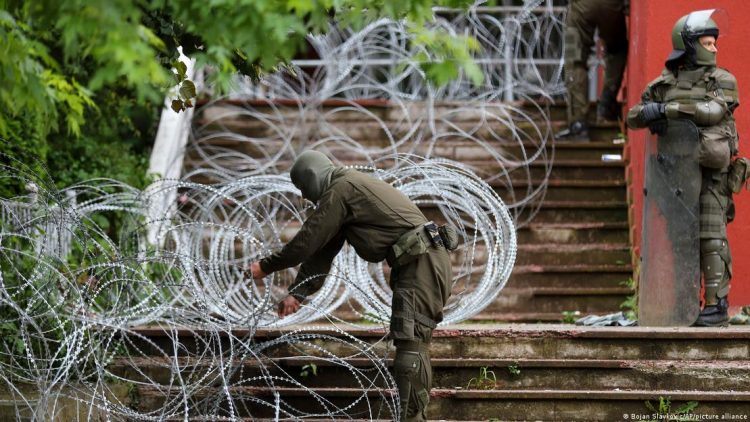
[664,100,726,126]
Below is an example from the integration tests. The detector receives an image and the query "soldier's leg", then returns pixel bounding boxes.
[390,247,451,421]
[393,341,431,422]
[595,0,628,121]
[695,169,732,326]
[564,0,597,126]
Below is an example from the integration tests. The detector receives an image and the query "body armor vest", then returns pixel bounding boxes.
[651,67,739,166]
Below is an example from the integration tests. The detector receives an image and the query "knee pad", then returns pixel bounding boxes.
[701,239,725,285]
[701,238,731,299]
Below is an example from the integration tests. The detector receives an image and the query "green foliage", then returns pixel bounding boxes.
[171,60,197,112]
[507,362,521,377]
[644,397,700,421]
[466,366,496,390]
[620,277,638,321]
[561,310,581,324]
[411,26,483,86]
[0,224,69,373]
[42,79,159,189]
[1,0,480,195]
[300,363,318,378]
[1,0,478,145]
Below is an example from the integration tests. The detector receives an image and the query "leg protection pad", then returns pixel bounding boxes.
[700,238,731,304]
[699,180,730,239]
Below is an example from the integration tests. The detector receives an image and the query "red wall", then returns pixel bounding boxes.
[627,1,750,306]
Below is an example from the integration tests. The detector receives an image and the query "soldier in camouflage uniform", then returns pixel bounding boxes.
[627,10,739,327]
[246,151,453,421]
[557,0,628,140]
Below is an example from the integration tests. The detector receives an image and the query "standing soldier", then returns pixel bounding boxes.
[246,151,455,421]
[557,0,628,140]
[627,10,740,326]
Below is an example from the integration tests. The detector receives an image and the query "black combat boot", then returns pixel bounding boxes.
[693,297,729,327]
[555,120,589,141]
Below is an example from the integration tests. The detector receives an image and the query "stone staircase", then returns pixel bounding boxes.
[121,324,750,420]
[490,135,632,322]
[186,100,633,322]
[100,101,750,422]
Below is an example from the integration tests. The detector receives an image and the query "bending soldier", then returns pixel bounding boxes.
[557,0,628,140]
[627,10,739,326]
[246,151,454,421]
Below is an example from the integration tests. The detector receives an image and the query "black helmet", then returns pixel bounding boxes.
[665,9,722,69]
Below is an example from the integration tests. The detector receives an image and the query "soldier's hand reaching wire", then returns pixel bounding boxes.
[278,295,301,317]
[245,262,268,279]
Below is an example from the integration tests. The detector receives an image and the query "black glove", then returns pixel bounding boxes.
[641,102,666,123]
[641,102,667,136]
[648,119,668,136]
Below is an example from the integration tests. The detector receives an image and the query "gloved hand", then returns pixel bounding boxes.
[641,102,667,136]
[648,120,668,136]
[641,102,666,123]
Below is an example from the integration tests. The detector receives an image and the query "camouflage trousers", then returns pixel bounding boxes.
[700,167,734,304]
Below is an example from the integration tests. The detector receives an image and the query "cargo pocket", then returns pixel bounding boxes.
[390,288,416,340]
[698,125,732,169]
[394,230,428,267]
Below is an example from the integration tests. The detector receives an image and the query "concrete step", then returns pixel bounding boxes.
[421,198,627,224]
[182,156,627,191]
[515,243,630,266]
[116,357,750,392]
[430,140,624,162]
[135,384,750,420]
[487,287,629,316]
[499,183,626,203]
[195,98,560,124]
[128,325,750,362]
[187,132,624,161]
[516,221,629,245]
[498,264,634,321]
[111,356,750,393]
[123,325,750,419]
[518,200,628,224]
[513,160,625,182]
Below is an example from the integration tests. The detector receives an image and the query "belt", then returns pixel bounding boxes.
[394,339,431,352]
[385,222,443,269]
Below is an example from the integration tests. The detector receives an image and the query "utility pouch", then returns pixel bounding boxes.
[390,288,416,340]
[388,226,429,268]
[438,225,459,251]
[698,125,732,169]
[728,157,750,193]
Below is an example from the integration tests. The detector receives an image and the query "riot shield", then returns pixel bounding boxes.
[638,119,701,326]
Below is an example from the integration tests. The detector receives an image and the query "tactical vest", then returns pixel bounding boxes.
[650,67,739,168]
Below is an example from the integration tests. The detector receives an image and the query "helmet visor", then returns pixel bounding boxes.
[685,9,729,40]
